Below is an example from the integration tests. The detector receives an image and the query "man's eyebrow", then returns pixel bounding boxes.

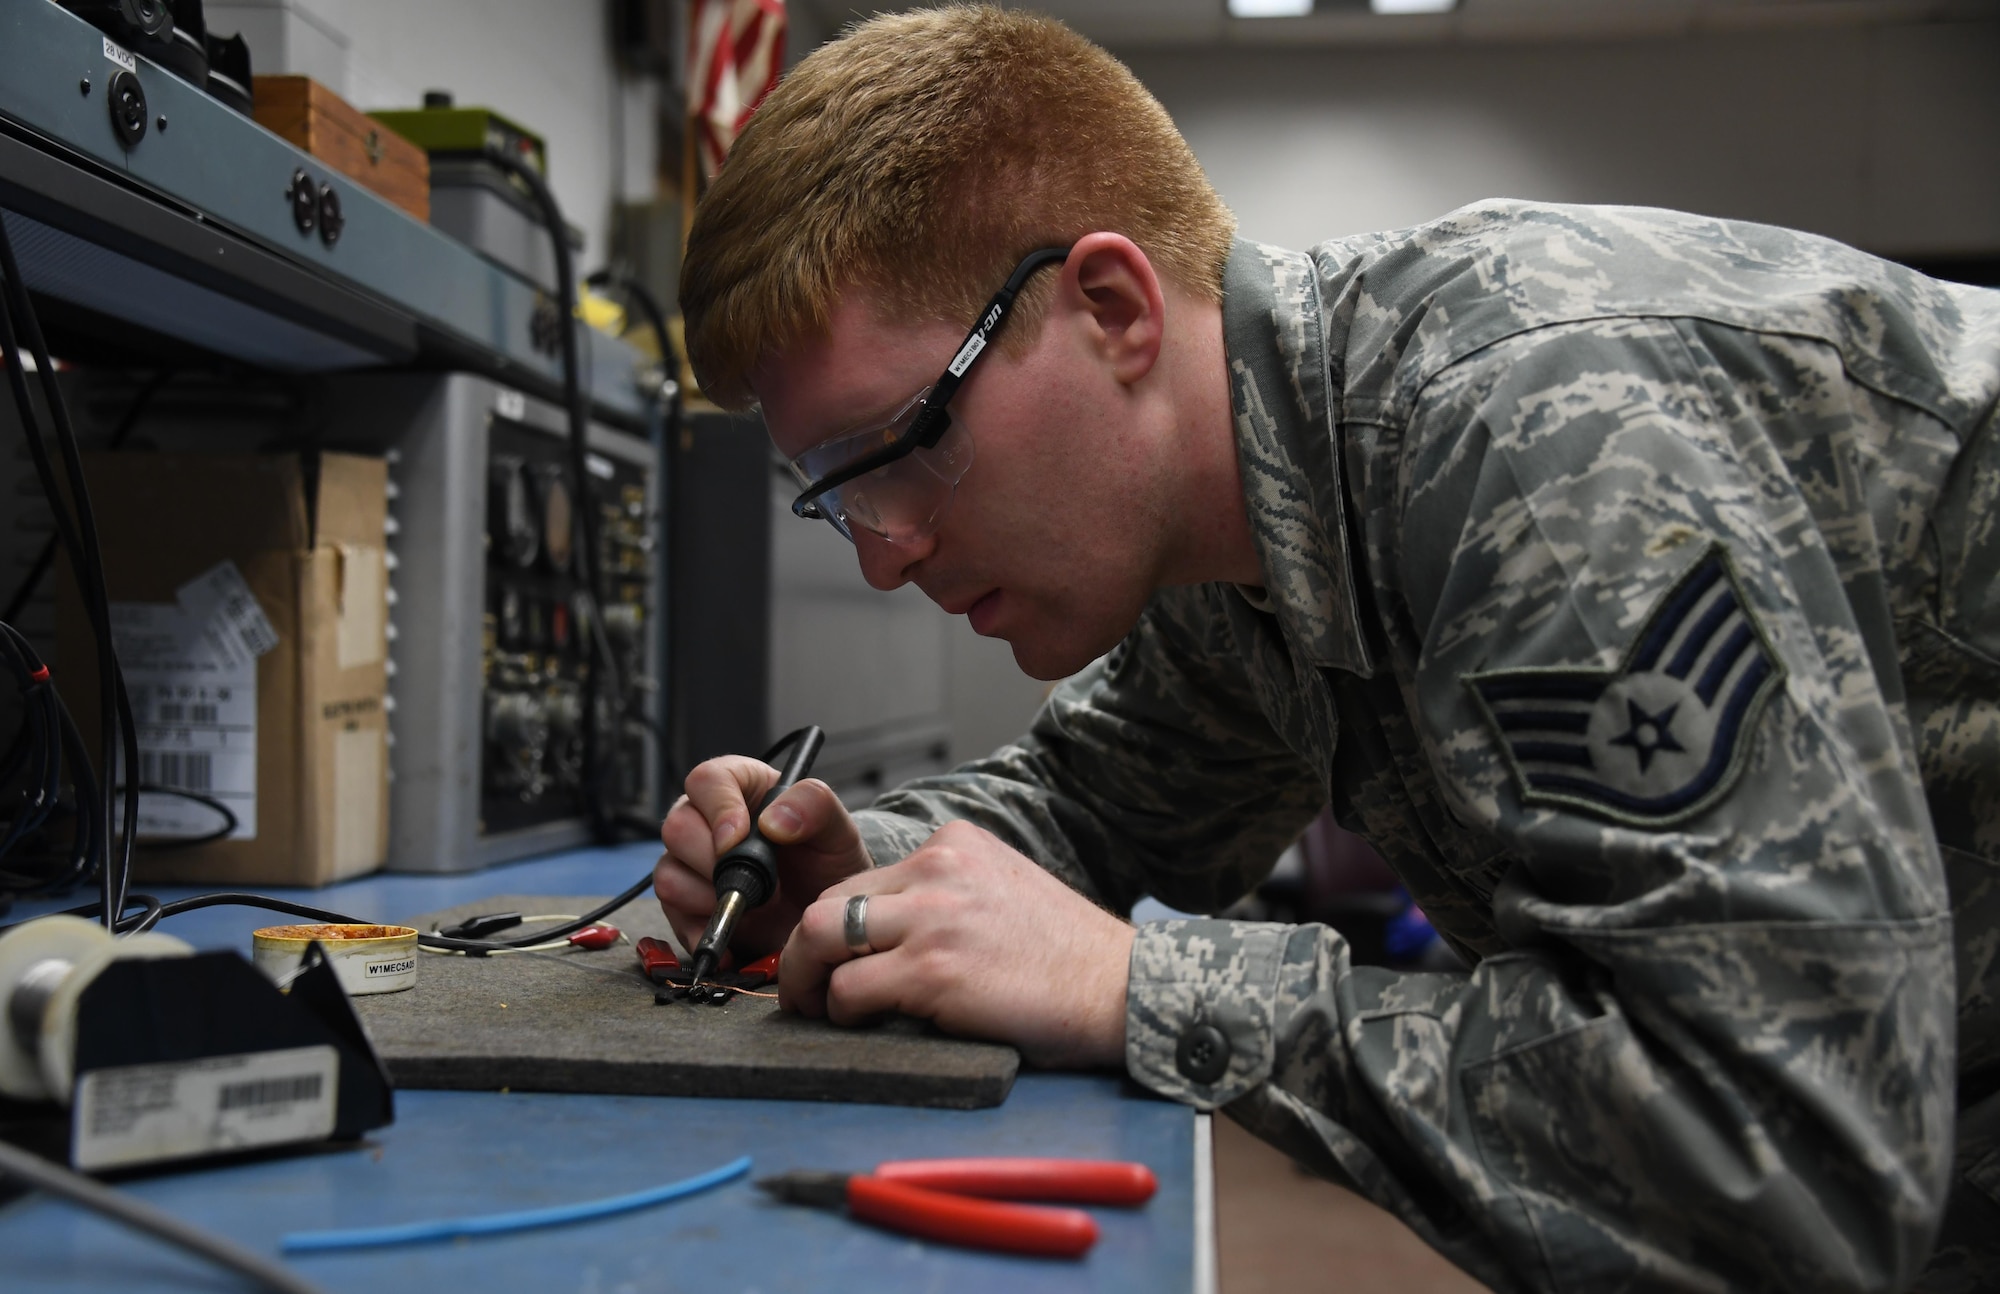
[815,387,920,446]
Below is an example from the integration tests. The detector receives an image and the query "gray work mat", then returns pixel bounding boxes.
[349,896,1018,1109]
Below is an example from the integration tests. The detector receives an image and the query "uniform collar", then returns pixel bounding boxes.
[1221,238,1375,677]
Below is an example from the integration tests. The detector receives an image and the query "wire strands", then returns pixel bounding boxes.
[280,1154,752,1252]
[0,1139,326,1294]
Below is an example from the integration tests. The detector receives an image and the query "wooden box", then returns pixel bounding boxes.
[253,76,430,223]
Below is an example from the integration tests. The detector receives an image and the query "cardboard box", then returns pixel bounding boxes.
[59,452,390,887]
[253,75,431,222]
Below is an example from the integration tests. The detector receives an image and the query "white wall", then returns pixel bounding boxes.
[1121,19,2000,257]
[210,0,660,264]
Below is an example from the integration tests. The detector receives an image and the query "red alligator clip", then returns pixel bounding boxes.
[566,923,621,951]
[635,935,681,982]
[737,950,780,986]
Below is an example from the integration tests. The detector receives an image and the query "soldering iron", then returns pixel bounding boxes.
[687,725,826,992]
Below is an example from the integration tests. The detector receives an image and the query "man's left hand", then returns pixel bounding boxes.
[777,820,1135,1068]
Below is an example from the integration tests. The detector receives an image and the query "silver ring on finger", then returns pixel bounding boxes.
[843,894,873,956]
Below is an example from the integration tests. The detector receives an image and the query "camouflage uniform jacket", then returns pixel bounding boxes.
[853,201,2000,1292]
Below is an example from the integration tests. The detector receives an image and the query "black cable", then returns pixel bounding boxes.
[0,256,108,905]
[0,1140,326,1294]
[2,371,172,624]
[119,784,239,851]
[583,267,681,801]
[0,217,137,930]
[45,681,99,894]
[0,891,157,937]
[0,624,61,861]
[479,149,613,843]
[583,267,682,385]
[0,675,103,899]
[7,728,824,953]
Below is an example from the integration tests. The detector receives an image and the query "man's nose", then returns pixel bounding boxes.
[853,526,932,591]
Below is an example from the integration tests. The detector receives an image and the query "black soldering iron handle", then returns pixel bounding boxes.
[712,726,825,908]
[689,726,825,984]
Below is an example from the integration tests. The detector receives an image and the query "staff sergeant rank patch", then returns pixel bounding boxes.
[1465,544,1786,827]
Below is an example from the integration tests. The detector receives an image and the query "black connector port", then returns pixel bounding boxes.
[107,70,146,147]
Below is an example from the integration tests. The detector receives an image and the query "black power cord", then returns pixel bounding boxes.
[583,265,681,796]
[0,1139,325,1294]
[122,784,240,851]
[2,370,173,625]
[0,215,137,928]
[582,266,681,402]
[477,148,618,843]
[0,623,62,864]
[4,727,825,955]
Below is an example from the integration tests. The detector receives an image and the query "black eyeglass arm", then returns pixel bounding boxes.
[789,245,1072,521]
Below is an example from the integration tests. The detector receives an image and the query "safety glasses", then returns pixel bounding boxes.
[788,246,1071,543]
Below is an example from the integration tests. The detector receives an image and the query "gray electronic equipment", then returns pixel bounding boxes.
[428,158,585,295]
[321,372,664,871]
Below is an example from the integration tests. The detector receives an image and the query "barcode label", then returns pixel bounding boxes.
[73,1046,338,1171]
[152,702,220,725]
[112,602,258,842]
[177,561,280,668]
[219,1073,323,1112]
[140,750,213,792]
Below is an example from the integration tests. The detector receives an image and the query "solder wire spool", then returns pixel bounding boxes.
[0,914,192,1104]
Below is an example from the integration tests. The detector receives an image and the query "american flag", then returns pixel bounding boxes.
[689,0,787,182]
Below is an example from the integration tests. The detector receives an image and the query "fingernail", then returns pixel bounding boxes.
[714,815,741,848]
[762,804,803,838]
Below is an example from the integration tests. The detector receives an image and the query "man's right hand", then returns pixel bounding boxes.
[651,753,872,966]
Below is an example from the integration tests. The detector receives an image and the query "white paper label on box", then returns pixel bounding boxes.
[72,1045,339,1171]
[111,602,258,841]
[176,560,280,670]
[101,36,135,73]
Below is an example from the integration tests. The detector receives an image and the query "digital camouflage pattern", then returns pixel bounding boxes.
[851,201,2000,1291]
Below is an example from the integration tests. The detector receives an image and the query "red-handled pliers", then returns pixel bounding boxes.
[755,1157,1157,1258]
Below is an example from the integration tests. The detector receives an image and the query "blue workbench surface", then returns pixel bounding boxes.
[0,845,1206,1293]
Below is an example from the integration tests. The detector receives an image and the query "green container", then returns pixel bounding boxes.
[370,103,548,175]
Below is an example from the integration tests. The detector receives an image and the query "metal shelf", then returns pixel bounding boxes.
[0,0,651,429]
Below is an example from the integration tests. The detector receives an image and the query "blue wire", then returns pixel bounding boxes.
[281,1154,752,1253]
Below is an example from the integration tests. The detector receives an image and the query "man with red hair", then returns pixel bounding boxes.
[661,8,2000,1289]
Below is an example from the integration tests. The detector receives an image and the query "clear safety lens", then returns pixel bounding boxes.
[789,389,974,543]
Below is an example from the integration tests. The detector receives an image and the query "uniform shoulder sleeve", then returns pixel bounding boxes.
[1126,316,1958,1293]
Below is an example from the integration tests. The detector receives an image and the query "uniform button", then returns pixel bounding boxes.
[1175,1023,1231,1084]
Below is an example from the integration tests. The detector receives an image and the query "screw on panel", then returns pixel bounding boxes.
[79,76,90,96]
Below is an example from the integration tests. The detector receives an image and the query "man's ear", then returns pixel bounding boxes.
[1056,232,1166,386]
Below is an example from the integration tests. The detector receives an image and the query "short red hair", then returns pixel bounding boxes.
[679,4,1236,409]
